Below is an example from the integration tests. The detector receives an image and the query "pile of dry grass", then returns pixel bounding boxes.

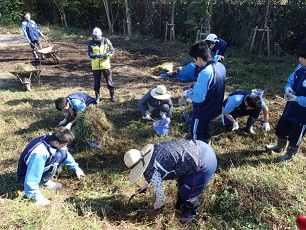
[15,63,37,72]
[73,105,114,149]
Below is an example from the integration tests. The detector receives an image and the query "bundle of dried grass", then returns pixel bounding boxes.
[73,105,114,149]
[15,63,37,72]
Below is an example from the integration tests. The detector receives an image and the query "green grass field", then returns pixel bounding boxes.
[0,26,305,229]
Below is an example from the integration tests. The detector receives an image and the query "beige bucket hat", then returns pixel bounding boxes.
[150,85,171,100]
[124,144,154,185]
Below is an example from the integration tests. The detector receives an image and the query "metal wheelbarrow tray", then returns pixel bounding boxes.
[10,62,42,91]
[37,45,61,64]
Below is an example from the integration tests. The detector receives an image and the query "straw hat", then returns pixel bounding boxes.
[150,85,171,100]
[124,144,154,185]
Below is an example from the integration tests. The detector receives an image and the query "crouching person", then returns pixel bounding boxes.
[124,139,217,223]
[138,85,173,122]
[17,127,85,205]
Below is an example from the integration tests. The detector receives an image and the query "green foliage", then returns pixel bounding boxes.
[0,0,24,24]
[0,25,305,230]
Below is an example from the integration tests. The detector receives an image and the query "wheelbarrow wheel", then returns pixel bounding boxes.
[23,77,31,91]
[50,53,59,64]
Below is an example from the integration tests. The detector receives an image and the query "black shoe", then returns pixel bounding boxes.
[180,205,200,223]
[111,96,117,102]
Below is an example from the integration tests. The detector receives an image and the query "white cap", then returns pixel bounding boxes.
[93,27,102,36]
[205,33,219,42]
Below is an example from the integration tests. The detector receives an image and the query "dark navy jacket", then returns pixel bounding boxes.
[67,92,97,107]
[189,60,226,120]
[17,134,67,181]
[284,65,306,124]
[212,38,227,56]
[143,140,203,182]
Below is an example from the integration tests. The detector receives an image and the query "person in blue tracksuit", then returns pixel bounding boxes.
[21,11,45,60]
[88,27,116,103]
[124,139,217,223]
[266,41,306,162]
[182,41,226,144]
[222,91,270,135]
[204,33,227,62]
[55,92,97,129]
[17,127,85,205]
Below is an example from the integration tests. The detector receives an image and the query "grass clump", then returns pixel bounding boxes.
[73,105,114,150]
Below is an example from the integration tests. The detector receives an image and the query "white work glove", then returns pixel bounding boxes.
[285,87,294,95]
[284,93,296,101]
[75,168,85,179]
[160,112,166,119]
[182,90,190,98]
[165,117,171,123]
[59,118,67,126]
[65,122,73,129]
[142,114,152,120]
[35,196,50,205]
[262,122,271,131]
[232,121,239,131]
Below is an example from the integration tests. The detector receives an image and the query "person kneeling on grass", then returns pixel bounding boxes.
[124,139,217,223]
[17,126,85,205]
[55,92,97,129]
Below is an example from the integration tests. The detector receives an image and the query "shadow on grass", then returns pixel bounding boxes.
[0,172,23,199]
[65,195,160,223]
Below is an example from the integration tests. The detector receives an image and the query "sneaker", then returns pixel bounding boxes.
[180,205,200,223]
[248,126,256,135]
[42,180,63,190]
[111,96,117,102]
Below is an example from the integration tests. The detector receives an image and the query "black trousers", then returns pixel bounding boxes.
[93,69,114,94]
[275,115,306,147]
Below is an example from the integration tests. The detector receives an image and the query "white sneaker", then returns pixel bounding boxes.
[248,126,256,135]
[42,180,63,190]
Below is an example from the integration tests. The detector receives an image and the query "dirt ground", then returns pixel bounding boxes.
[0,34,189,98]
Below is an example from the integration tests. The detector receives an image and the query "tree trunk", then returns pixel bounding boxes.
[102,0,114,33]
[124,0,132,37]
[53,0,68,28]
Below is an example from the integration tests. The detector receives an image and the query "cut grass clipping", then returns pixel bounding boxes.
[73,105,114,150]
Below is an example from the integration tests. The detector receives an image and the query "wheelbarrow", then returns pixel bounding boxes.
[10,62,41,91]
[35,38,61,64]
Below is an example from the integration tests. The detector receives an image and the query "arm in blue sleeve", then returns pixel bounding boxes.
[284,64,302,90]
[21,22,29,40]
[70,99,86,113]
[187,67,213,103]
[260,99,267,109]
[223,96,241,114]
[87,41,97,59]
[106,38,115,55]
[138,90,152,115]
[295,96,306,107]
[24,152,47,201]
[61,149,80,172]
